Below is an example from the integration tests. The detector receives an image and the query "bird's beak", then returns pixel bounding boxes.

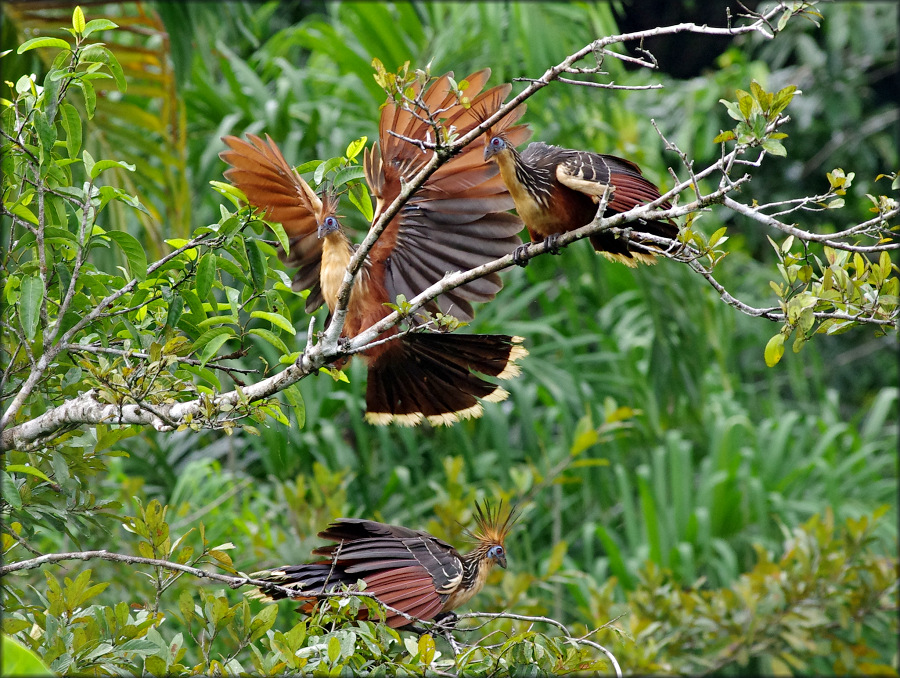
[497,553,507,569]
[484,144,497,162]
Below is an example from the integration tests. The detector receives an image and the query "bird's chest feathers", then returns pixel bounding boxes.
[496,153,594,237]
[320,234,368,313]
[442,560,492,611]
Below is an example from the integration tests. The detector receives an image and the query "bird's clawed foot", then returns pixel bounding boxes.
[545,233,563,255]
[406,612,457,638]
[512,244,530,267]
[432,611,459,631]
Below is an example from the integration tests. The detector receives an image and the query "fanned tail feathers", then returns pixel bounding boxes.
[591,167,678,267]
[364,333,528,427]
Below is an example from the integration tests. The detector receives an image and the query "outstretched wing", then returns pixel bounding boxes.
[364,71,531,322]
[220,134,328,313]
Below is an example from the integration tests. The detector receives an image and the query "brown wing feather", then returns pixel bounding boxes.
[366,74,530,321]
[555,148,678,265]
[377,69,493,187]
[220,134,329,311]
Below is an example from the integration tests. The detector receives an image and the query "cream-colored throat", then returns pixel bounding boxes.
[494,152,546,224]
[320,233,353,312]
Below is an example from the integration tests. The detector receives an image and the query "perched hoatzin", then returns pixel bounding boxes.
[483,131,678,266]
[250,501,518,629]
[220,69,531,426]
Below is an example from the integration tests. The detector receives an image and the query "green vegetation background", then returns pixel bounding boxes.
[2,1,897,674]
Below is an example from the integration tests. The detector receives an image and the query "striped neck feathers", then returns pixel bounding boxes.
[493,143,553,209]
[461,544,498,591]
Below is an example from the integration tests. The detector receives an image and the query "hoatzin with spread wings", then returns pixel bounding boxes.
[484,125,678,267]
[220,70,531,426]
[250,501,518,629]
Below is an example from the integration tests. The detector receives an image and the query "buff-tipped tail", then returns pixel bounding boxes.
[364,333,527,427]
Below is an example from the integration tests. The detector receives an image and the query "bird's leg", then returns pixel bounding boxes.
[432,612,462,654]
[512,243,531,267]
[432,611,459,630]
[544,232,564,255]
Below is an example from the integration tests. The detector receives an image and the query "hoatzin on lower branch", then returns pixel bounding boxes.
[484,133,679,267]
[250,501,518,629]
[220,69,531,426]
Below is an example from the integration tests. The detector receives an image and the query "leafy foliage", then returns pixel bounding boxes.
[1,2,897,676]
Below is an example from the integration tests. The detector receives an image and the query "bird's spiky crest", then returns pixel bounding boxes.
[319,188,340,221]
[474,98,527,145]
[464,500,519,546]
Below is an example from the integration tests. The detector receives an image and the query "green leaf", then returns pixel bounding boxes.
[199,333,229,367]
[293,159,323,175]
[165,294,184,329]
[327,635,341,663]
[777,8,793,31]
[5,464,53,484]
[713,130,736,144]
[72,6,86,33]
[267,221,290,256]
[249,604,279,643]
[764,333,786,367]
[1,635,52,677]
[209,179,246,209]
[59,103,82,159]
[246,239,267,291]
[771,85,798,117]
[19,275,45,341]
[1,472,22,510]
[191,326,234,352]
[33,111,57,164]
[250,311,296,334]
[708,227,728,248]
[332,165,366,189]
[79,45,126,92]
[348,181,374,223]
[248,328,289,354]
[418,633,435,665]
[345,136,367,161]
[81,19,118,39]
[106,231,148,280]
[284,384,306,429]
[762,138,787,157]
[749,80,767,107]
[313,157,343,185]
[82,149,95,178]
[9,202,38,226]
[79,79,96,119]
[90,159,136,179]
[196,253,216,299]
[17,37,70,54]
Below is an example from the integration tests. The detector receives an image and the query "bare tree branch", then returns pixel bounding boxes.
[723,196,900,251]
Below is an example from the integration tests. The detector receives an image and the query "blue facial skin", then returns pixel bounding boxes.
[318,215,340,238]
[487,544,507,568]
[484,136,507,161]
